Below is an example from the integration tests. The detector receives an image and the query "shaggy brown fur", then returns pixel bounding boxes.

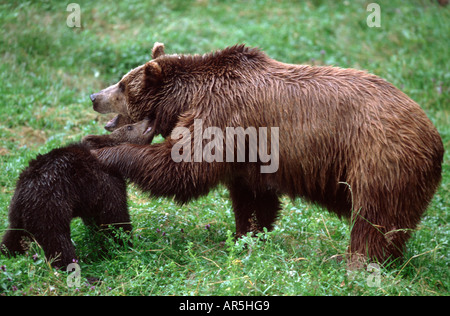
[1,120,153,268]
[91,43,444,264]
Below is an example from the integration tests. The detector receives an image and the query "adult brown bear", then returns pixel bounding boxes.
[90,42,443,264]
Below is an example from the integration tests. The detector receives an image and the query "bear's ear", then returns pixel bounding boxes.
[152,42,165,59]
[144,61,162,85]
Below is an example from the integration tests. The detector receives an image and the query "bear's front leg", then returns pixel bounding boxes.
[227,177,281,237]
[93,142,224,204]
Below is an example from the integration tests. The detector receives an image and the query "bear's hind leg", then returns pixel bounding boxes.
[1,199,29,255]
[1,229,29,256]
[20,197,77,268]
[32,225,76,269]
[348,200,412,267]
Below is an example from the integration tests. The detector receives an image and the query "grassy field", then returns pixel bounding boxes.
[0,0,448,296]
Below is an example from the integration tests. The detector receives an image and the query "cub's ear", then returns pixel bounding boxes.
[144,61,162,85]
[152,42,165,59]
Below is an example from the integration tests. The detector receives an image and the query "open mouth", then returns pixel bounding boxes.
[140,118,156,144]
[137,118,155,135]
[143,124,153,135]
[105,116,118,131]
[104,114,134,132]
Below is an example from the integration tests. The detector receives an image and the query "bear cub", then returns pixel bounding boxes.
[0,119,153,268]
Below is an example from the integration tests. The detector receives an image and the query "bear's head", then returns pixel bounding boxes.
[90,42,167,135]
[91,42,257,140]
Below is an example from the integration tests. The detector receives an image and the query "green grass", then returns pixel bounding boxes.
[0,0,448,296]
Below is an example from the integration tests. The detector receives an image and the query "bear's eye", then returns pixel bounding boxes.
[119,82,125,92]
[127,126,133,131]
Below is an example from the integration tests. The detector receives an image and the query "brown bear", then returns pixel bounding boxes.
[90,43,444,265]
[0,119,153,268]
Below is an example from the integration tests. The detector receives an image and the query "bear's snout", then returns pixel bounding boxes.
[90,83,128,116]
[90,93,97,102]
[90,92,104,113]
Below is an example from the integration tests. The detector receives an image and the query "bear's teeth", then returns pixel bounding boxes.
[144,126,152,135]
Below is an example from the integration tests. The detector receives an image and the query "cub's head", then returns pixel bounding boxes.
[109,118,154,144]
[90,42,166,134]
[82,119,154,149]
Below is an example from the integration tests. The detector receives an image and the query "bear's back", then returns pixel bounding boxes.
[11,143,121,218]
[20,143,102,186]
